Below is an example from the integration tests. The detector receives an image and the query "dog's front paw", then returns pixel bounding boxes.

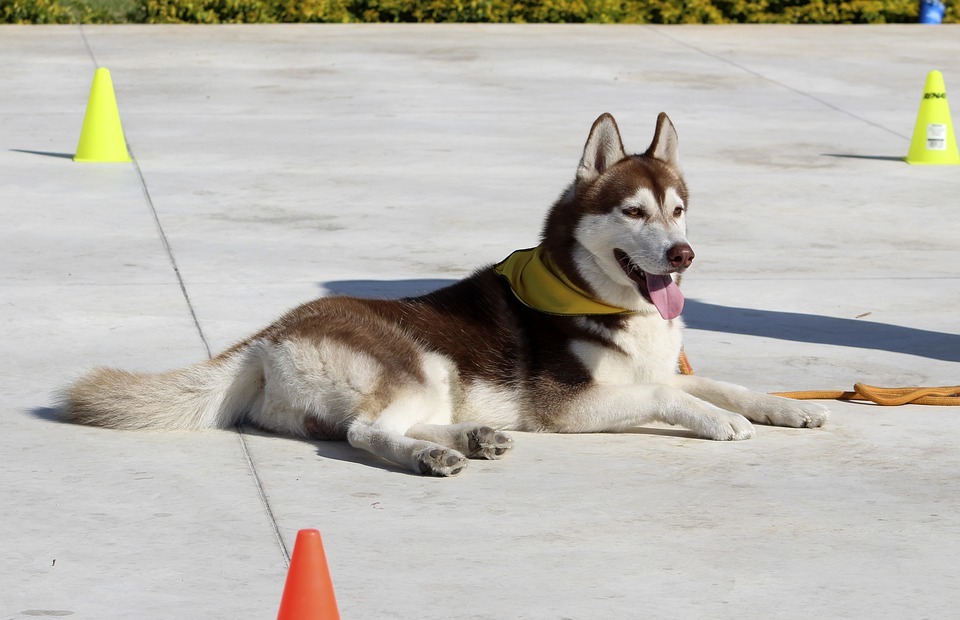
[416,447,468,477]
[722,412,756,440]
[762,399,830,428]
[699,412,755,441]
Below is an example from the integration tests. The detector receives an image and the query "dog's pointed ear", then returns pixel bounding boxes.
[577,113,627,184]
[645,112,680,167]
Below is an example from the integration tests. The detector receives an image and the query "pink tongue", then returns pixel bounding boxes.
[645,274,684,320]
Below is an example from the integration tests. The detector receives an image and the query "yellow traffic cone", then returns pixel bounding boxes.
[905,70,960,165]
[74,67,131,163]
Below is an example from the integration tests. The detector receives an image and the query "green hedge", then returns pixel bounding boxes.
[3,0,958,23]
[1,0,124,22]
[2,0,74,22]
[130,0,950,23]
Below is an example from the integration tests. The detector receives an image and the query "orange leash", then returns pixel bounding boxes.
[677,351,959,406]
[771,384,960,406]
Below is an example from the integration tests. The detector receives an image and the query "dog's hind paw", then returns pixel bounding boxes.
[466,426,514,459]
[416,447,468,477]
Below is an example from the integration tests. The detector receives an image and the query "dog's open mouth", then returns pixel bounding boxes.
[614,249,684,320]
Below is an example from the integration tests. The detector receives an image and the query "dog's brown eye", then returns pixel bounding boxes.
[622,207,644,219]
[673,206,685,217]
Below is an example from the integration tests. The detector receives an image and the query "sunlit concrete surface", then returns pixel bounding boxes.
[2,24,959,619]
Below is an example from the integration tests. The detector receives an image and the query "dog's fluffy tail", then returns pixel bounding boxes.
[60,346,262,431]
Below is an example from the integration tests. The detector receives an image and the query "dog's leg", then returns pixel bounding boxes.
[406,423,514,459]
[669,375,829,428]
[346,420,468,476]
[549,384,755,440]
[347,382,470,476]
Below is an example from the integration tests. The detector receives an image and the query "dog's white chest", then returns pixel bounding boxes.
[570,315,682,385]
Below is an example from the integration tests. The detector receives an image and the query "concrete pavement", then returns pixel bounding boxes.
[2,24,960,619]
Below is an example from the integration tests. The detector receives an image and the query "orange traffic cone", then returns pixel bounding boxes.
[276,529,341,620]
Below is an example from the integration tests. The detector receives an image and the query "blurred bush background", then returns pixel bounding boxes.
[2,0,956,24]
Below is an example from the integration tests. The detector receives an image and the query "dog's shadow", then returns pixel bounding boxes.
[322,279,455,299]
[30,406,414,474]
[30,406,68,423]
[682,299,960,363]
[29,407,416,475]
[236,425,419,476]
[323,279,960,362]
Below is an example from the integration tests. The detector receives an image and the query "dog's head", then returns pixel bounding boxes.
[543,113,692,319]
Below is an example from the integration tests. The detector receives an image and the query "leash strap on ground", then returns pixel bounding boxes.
[771,384,960,406]
[676,353,959,406]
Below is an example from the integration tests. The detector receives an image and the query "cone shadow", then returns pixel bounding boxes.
[11,149,75,160]
[821,153,905,162]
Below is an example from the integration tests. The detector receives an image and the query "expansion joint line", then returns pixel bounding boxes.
[79,25,211,357]
[79,24,98,68]
[648,27,909,141]
[130,154,213,359]
[129,113,292,568]
[78,23,290,568]
[236,426,293,567]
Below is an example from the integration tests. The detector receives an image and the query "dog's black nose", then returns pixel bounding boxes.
[667,243,695,270]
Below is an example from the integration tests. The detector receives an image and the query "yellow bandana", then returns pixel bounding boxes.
[494,246,634,316]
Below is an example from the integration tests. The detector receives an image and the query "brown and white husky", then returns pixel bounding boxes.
[62,113,828,476]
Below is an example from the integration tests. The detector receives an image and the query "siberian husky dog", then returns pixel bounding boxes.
[62,113,828,476]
